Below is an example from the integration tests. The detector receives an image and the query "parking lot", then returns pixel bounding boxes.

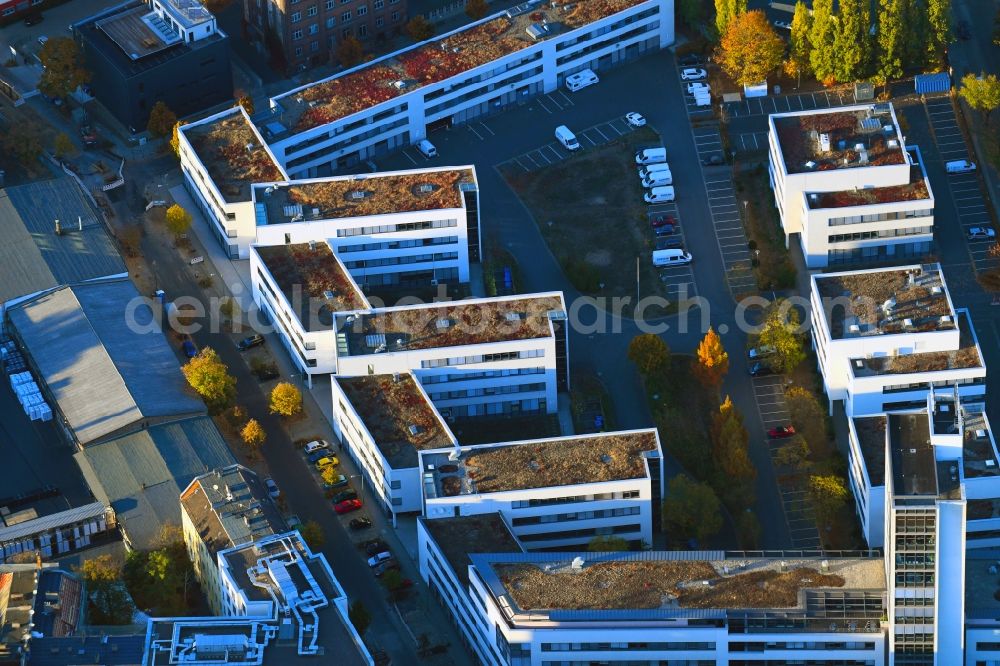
[647,200,698,302]
[923,96,1000,274]
[732,131,770,153]
[688,124,756,295]
[496,116,637,173]
[723,89,856,118]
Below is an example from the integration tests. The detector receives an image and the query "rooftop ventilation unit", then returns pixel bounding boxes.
[858,148,869,165]
[419,184,434,193]
[819,133,831,152]
[854,359,864,368]
[308,240,316,250]
[849,324,861,334]
[860,117,881,132]
[408,424,422,436]
[854,142,866,152]
[977,429,988,439]
[505,312,524,322]
[887,139,899,148]
[436,318,452,330]
[351,191,366,200]
[882,298,896,312]
[323,290,335,300]
[448,450,460,461]
[903,318,914,328]
[804,160,817,170]
[939,315,952,324]
[393,80,407,90]
[245,142,255,152]
[392,372,401,383]
[872,103,892,115]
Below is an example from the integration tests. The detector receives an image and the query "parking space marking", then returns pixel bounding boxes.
[555,90,575,107]
[401,149,419,166]
[467,124,485,141]
[535,96,555,114]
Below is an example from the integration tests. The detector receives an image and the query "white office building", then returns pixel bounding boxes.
[810,264,986,417]
[178,106,288,259]
[261,0,674,177]
[768,103,934,268]
[251,166,481,276]
[420,429,663,550]
[331,372,457,517]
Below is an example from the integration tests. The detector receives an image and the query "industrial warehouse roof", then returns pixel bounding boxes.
[74,416,236,549]
[7,280,204,445]
[0,179,125,306]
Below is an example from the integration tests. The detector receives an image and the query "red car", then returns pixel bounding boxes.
[768,425,796,439]
[334,499,362,514]
[650,215,677,229]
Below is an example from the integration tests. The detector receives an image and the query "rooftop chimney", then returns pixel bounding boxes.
[54,219,62,236]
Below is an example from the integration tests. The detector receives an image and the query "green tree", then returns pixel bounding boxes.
[833,0,871,82]
[786,386,830,459]
[298,520,325,549]
[757,301,806,374]
[241,418,266,448]
[54,132,75,158]
[714,0,746,38]
[349,600,371,635]
[661,475,723,544]
[336,36,364,67]
[465,0,488,20]
[146,550,171,583]
[81,554,135,625]
[773,435,811,470]
[165,203,192,237]
[2,124,42,165]
[38,37,90,99]
[809,474,848,525]
[876,0,906,81]
[692,326,729,391]
[710,396,756,507]
[788,1,813,86]
[677,0,704,28]
[182,347,237,411]
[270,382,303,417]
[406,15,434,41]
[925,0,950,68]
[809,0,837,83]
[586,535,630,551]
[959,73,1000,125]
[717,10,784,86]
[902,0,926,68]
[737,512,762,549]
[627,333,671,376]
[147,101,177,138]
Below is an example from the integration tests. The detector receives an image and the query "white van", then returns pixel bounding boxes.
[642,171,673,188]
[638,163,671,180]
[946,159,976,173]
[635,147,667,165]
[652,249,692,266]
[554,125,580,151]
[644,186,675,203]
[565,69,599,92]
[694,92,711,107]
[417,139,437,158]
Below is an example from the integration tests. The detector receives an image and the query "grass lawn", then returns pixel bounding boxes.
[732,166,797,291]
[499,127,678,315]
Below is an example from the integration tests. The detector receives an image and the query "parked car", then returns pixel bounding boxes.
[373,560,400,577]
[304,439,329,454]
[968,227,996,241]
[702,154,724,166]
[332,490,358,504]
[323,474,348,489]
[680,67,707,81]
[365,539,389,556]
[237,334,265,351]
[747,345,776,360]
[655,237,684,250]
[181,339,198,359]
[23,13,43,25]
[308,450,333,463]
[946,159,977,173]
[349,516,373,530]
[650,214,677,229]
[79,125,98,148]
[416,139,437,158]
[334,499,362,514]
[286,514,302,529]
[654,224,678,237]
[773,19,792,30]
[314,455,339,470]
[678,53,702,66]
[367,551,393,568]
[686,82,710,95]
[768,425,796,439]
[624,112,647,127]
[749,362,775,377]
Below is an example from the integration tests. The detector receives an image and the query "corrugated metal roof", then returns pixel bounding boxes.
[0,179,125,306]
[8,280,204,445]
[915,72,951,95]
[0,502,108,544]
[73,416,236,549]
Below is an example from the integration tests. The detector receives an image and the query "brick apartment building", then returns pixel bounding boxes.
[243,0,407,70]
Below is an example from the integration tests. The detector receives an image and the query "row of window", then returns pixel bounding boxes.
[827,208,934,226]
[428,381,545,401]
[338,235,458,253]
[420,367,545,385]
[730,642,875,652]
[343,251,458,269]
[828,226,932,244]
[421,349,546,369]
[512,506,641,526]
[336,219,458,237]
[291,0,385,21]
[511,490,641,509]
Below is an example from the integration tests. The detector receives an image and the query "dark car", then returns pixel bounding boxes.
[702,154,724,166]
[23,13,43,25]
[373,560,400,577]
[654,224,677,237]
[182,339,197,358]
[307,450,331,464]
[650,214,677,229]
[349,516,373,530]
[678,53,702,66]
[749,362,775,377]
[332,490,358,504]
[237,334,265,351]
[655,237,684,250]
[365,539,389,556]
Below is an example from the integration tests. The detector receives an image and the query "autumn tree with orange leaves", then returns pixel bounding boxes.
[693,327,729,392]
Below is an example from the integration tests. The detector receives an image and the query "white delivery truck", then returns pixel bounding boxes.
[652,249,693,266]
[565,68,599,92]
[642,171,673,188]
[644,186,676,203]
[638,163,671,179]
[635,147,667,165]
[554,125,581,151]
